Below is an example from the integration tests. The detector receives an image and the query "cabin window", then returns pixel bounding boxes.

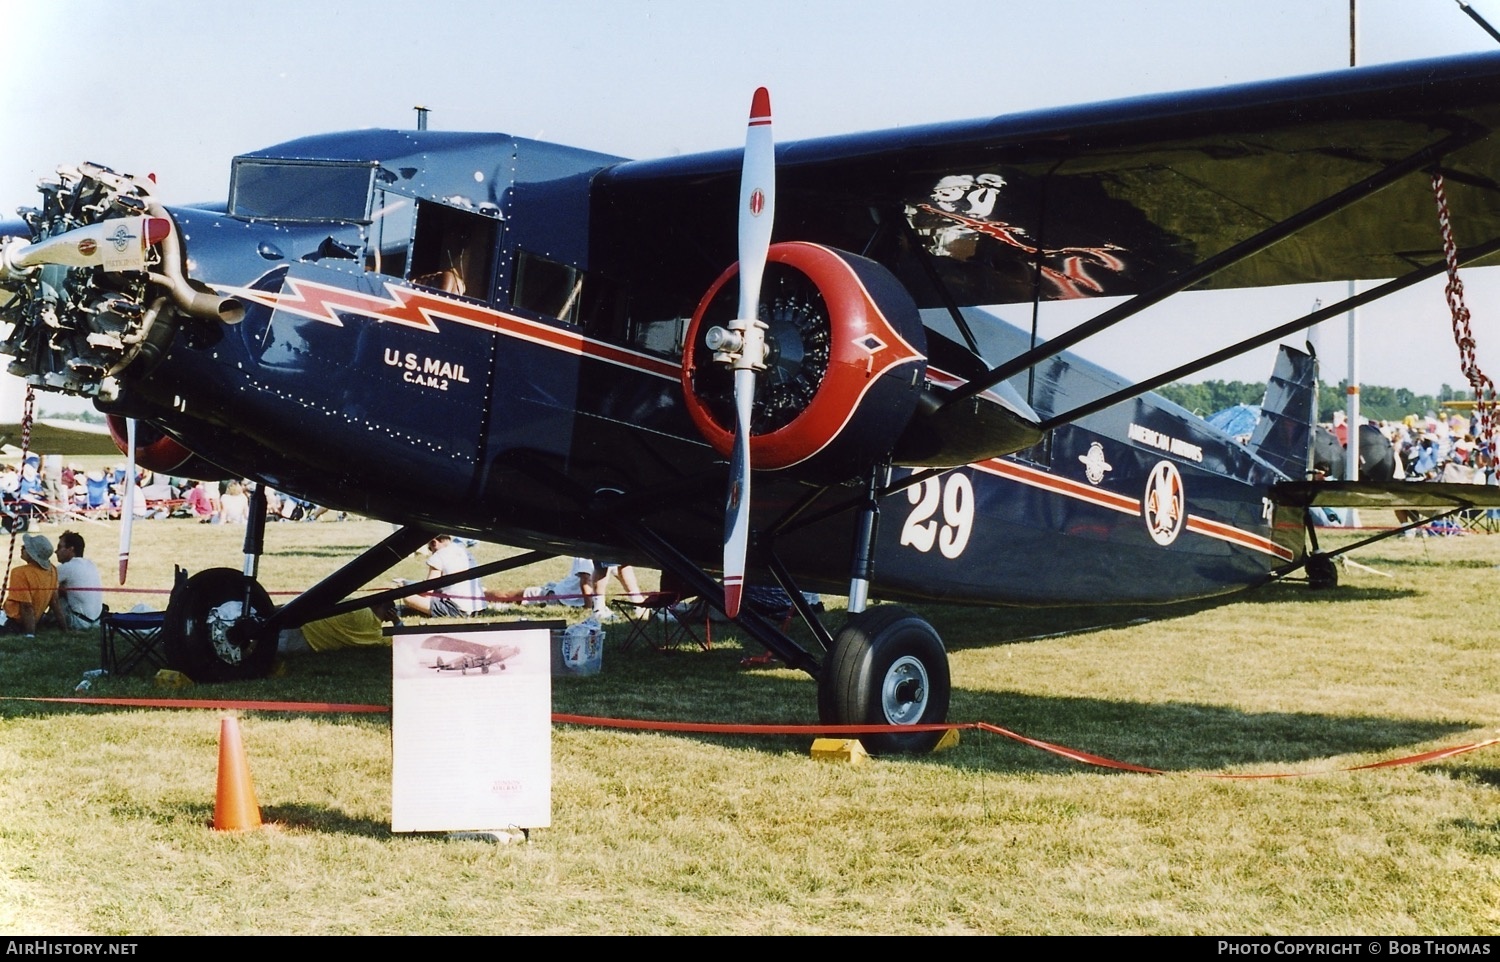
[512,250,627,338]
[513,251,583,323]
[408,201,500,300]
[629,316,690,357]
[229,160,374,224]
[365,190,416,278]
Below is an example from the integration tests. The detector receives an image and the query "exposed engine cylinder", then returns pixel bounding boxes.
[682,242,927,483]
[0,163,239,401]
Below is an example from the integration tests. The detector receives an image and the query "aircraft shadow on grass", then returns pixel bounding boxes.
[556,648,1474,773]
[1435,770,1500,793]
[898,583,1421,654]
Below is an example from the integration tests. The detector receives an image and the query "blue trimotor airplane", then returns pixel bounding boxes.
[4,54,1500,751]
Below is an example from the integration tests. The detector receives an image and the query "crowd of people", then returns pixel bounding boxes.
[1366,409,1496,484]
[14,410,1486,648]
[0,453,340,527]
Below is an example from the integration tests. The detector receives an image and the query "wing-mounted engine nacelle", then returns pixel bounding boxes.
[682,242,928,484]
[105,415,233,482]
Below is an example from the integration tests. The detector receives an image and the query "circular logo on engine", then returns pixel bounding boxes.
[1142,460,1185,546]
[108,224,135,252]
[77,238,97,256]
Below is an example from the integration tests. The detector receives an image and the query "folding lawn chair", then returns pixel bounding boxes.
[98,605,168,676]
[610,573,709,652]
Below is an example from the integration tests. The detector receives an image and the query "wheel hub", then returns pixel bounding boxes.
[206,600,250,666]
[881,654,929,725]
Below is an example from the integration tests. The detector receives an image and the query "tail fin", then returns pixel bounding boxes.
[1247,344,1318,480]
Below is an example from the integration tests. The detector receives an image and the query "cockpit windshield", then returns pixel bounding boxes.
[229,160,375,223]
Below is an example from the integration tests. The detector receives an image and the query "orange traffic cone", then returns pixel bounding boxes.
[213,715,262,832]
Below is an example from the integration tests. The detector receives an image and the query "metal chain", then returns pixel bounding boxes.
[1431,171,1497,446]
[1,386,36,603]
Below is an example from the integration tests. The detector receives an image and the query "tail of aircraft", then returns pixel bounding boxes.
[1246,344,1319,481]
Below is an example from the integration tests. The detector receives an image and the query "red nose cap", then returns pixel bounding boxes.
[144,217,172,245]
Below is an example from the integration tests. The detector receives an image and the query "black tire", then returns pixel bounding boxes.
[817,605,951,755]
[162,568,277,682]
[1306,553,1338,590]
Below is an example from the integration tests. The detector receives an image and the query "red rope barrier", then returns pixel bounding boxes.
[9,697,1490,778]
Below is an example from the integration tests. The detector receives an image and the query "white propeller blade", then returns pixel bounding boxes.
[736,87,775,324]
[722,87,775,619]
[723,367,753,617]
[118,418,135,584]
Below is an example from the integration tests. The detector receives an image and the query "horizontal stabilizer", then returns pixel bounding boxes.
[1273,480,1500,510]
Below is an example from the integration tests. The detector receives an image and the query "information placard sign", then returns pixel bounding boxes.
[390,622,558,833]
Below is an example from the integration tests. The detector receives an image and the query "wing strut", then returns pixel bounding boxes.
[1037,233,1500,429]
[896,216,985,357]
[933,127,1488,413]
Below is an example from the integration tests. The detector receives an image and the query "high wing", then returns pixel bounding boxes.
[0,417,117,457]
[0,375,116,456]
[1273,480,1500,509]
[592,52,1500,321]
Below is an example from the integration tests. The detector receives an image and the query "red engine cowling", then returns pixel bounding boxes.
[682,242,927,483]
[105,415,233,481]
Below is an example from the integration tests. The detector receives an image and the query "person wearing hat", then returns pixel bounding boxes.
[1,533,60,636]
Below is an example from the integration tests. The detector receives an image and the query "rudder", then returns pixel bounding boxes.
[1247,344,1319,480]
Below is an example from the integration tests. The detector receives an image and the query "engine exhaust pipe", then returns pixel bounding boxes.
[145,203,244,324]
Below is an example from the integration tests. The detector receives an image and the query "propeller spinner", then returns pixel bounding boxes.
[704,88,775,619]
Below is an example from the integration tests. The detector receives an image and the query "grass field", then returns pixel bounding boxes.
[1,513,1497,934]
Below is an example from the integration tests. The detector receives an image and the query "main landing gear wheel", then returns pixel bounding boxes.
[817,605,951,755]
[162,567,276,682]
[1306,553,1339,590]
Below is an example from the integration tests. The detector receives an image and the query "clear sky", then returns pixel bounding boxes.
[4,0,1500,399]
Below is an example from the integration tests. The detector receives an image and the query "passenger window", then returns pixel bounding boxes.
[365,190,415,278]
[408,201,500,299]
[512,250,629,340]
[513,252,583,323]
[630,317,690,357]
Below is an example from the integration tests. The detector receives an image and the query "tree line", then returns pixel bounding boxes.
[1154,379,1477,423]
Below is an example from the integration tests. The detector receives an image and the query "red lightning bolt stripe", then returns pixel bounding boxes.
[220,276,681,380]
